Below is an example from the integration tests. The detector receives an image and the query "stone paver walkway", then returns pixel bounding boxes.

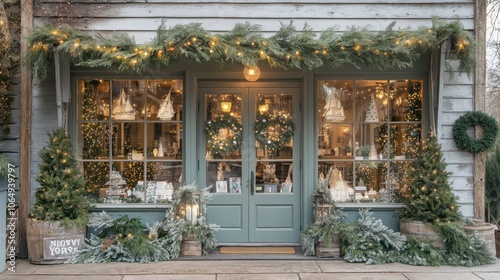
[0,259,499,280]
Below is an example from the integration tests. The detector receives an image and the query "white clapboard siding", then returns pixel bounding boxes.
[439,55,475,217]
[35,1,475,44]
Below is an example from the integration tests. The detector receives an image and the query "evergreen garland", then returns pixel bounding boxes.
[31,128,90,227]
[26,19,475,80]
[205,115,243,158]
[452,111,499,154]
[254,113,295,151]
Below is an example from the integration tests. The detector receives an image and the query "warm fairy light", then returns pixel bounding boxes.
[354,45,361,51]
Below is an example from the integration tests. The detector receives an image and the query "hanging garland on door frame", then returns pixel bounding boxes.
[452,111,499,154]
[205,114,243,158]
[254,113,295,151]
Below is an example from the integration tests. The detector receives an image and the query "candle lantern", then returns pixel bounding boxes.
[183,189,202,222]
[314,202,333,222]
[313,191,333,222]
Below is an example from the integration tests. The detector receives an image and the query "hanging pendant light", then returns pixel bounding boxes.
[244,65,261,82]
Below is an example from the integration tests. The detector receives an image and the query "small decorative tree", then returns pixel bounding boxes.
[399,133,461,224]
[31,127,90,226]
[27,127,90,264]
[399,132,496,266]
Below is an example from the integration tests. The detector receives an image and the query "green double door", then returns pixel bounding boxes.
[199,81,301,244]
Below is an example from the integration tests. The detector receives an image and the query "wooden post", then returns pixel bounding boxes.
[19,0,33,258]
[474,0,487,221]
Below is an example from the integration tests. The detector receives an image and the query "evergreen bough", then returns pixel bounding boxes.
[31,127,89,227]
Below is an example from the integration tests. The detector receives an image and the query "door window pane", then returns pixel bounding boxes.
[255,93,294,194]
[204,93,243,193]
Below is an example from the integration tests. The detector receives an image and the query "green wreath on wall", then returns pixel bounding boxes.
[452,111,499,154]
[254,113,295,151]
[205,115,243,158]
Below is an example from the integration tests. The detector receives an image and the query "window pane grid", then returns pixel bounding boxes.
[317,79,423,204]
[77,78,183,203]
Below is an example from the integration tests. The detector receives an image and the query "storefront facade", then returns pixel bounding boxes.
[20,0,485,247]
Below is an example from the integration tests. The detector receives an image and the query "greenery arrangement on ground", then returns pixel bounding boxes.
[26,19,475,80]
[67,183,218,263]
[301,208,495,266]
[30,127,90,228]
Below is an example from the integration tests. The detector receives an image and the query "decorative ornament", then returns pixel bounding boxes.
[452,111,499,154]
[322,84,345,122]
[254,113,295,151]
[365,94,379,123]
[205,115,243,158]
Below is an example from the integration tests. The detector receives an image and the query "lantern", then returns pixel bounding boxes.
[221,101,232,113]
[183,189,202,222]
[314,203,333,222]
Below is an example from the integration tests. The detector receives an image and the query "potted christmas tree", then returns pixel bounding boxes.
[400,133,496,266]
[399,133,462,249]
[26,128,90,264]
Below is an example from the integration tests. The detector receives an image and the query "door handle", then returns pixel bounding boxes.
[250,171,255,195]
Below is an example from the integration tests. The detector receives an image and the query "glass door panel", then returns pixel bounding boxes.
[201,83,301,244]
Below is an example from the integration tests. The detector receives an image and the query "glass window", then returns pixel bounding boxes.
[76,78,183,203]
[317,79,423,204]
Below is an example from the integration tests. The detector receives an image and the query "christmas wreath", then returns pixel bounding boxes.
[452,111,499,154]
[254,113,295,151]
[205,115,243,158]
